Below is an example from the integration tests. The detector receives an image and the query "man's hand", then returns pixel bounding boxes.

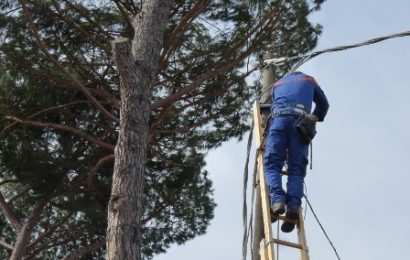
[307,114,319,122]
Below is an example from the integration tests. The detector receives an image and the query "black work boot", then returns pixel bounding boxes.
[281,207,299,233]
[270,201,285,222]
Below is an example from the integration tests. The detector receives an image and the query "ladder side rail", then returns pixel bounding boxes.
[297,208,310,260]
[253,102,275,260]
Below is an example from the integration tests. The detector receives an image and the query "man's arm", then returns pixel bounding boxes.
[312,85,329,122]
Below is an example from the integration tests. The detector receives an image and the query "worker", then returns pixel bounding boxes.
[264,71,329,232]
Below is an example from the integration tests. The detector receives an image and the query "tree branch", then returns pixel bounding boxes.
[152,1,286,112]
[159,0,211,70]
[62,0,113,39]
[141,186,186,225]
[25,211,74,252]
[112,0,133,30]
[0,240,13,251]
[4,116,115,152]
[27,101,92,119]
[62,240,105,260]
[7,187,31,205]
[152,6,281,111]
[150,113,220,134]
[0,179,20,186]
[26,234,73,259]
[152,59,242,110]
[0,191,22,233]
[19,0,119,123]
[0,101,89,139]
[46,0,111,54]
[86,154,115,180]
[223,5,282,60]
[10,199,48,260]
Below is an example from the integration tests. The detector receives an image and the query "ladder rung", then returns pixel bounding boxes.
[272,215,298,224]
[259,103,272,108]
[270,238,307,251]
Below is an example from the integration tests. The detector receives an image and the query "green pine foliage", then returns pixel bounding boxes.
[0,0,325,258]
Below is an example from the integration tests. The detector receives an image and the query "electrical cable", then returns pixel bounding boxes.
[242,123,254,260]
[258,29,410,101]
[303,184,308,221]
[304,194,342,260]
[265,29,410,71]
[248,154,259,258]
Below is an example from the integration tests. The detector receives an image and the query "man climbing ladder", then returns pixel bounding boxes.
[264,71,329,233]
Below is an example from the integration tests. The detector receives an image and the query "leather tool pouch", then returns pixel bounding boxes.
[294,114,317,144]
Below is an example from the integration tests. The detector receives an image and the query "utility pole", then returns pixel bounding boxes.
[252,53,274,260]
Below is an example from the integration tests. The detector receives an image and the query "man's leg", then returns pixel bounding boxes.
[281,126,308,232]
[286,129,309,208]
[264,117,287,206]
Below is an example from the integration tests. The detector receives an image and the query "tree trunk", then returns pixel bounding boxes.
[106,1,173,259]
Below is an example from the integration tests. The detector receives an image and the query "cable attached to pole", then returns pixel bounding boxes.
[264,29,410,72]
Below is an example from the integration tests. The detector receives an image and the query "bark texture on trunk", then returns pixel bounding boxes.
[106,1,173,259]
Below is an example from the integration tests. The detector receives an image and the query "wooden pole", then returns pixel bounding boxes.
[261,53,274,104]
[252,53,274,260]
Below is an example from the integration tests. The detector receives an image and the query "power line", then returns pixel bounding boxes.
[264,29,410,72]
[256,29,410,102]
[242,123,254,260]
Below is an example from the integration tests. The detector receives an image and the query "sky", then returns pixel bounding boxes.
[156,1,410,259]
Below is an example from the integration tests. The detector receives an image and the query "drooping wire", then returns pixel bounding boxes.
[304,194,342,260]
[242,122,254,260]
[264,29,410,72]
[248,152,259,258]
[303,184,308,221]
[242,112,269,260]
[257,29,410,101]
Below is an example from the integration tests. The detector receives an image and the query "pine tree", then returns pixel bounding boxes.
[0,0,325,258]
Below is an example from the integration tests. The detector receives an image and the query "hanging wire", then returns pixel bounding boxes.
[248,152,259,258]
[303,184,308,221]
[242,111,269,260]
[242,122,254,260]
[256,29,410,101]
[265,29,410,71]
[304,194,342,260]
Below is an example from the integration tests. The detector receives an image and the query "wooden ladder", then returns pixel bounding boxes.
[253,101,310,260]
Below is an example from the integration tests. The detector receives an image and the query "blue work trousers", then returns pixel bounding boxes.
[264,115,309,208]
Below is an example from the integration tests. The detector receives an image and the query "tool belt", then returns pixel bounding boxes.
[272,103,307,117]
[294,114,317,144]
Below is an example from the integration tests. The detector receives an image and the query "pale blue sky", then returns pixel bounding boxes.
[156,1,410,259]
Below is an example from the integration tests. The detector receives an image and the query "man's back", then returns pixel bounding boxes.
[272,72,329,121]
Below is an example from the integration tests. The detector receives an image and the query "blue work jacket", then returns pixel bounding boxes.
[271,72,329,121]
